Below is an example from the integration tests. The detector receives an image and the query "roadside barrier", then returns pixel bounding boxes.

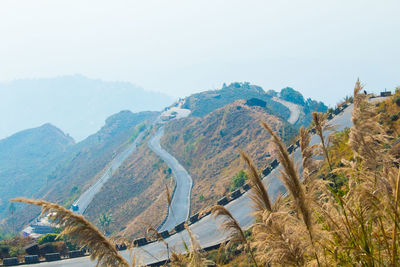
[2,257,18,266]
[333,107,341,115]
[262,166,271,176]
[189,213,199,224]
[24,255,39,264]
[116,244,127,251]
[271,159,279,168]
[287,144,294,154]
[217,196,229,206]
[230,189,242,199]
[45,253,61,262]
[68,250,84,258]
[133,238,147,247]
[174,222,185,233]
[242,183,251,191]
[160,230,170,239]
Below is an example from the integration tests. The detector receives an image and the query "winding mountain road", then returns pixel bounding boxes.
[148,126,193,232]
[272,96,302,124]
[72,130,147,214]
[33,98,373,267]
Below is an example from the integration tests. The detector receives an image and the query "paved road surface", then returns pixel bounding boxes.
[34,101,360,267]
[73,130,147,214]
[148,126,193,232]
[272,97,302,124]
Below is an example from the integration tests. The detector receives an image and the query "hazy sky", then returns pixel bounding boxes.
[0,0,399,106]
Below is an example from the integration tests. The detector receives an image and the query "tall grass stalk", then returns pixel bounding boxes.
[239,150,272,213]
[261,120,320,266]
[392,168,400,265]
[11,197,129,267]
[312,112,333,171]
[206,205,258,266]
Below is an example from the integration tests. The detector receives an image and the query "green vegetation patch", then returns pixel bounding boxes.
[129,122,146,143]
[229,170,248,192]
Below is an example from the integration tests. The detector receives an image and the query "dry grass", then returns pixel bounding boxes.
[170,224,212,267]
[204,205,247,246]
[299,126,320,184]
[261,120,320,265]
[211,79,400,266]
[11,197,129,267]
[206,205,258,266]
[239,150,272,214]
[312,112,334,170]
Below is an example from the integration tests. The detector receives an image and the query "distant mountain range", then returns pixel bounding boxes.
[0,75,174,141]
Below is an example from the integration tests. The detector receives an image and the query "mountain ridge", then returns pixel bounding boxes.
[0,75,174,141]
[0,123,74,217]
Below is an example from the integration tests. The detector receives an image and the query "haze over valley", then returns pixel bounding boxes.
[0,75,173,141]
